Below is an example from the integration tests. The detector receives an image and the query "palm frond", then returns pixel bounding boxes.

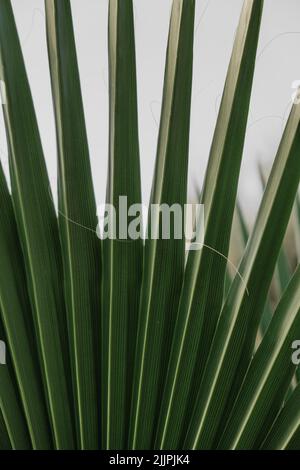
[0,0,299,452]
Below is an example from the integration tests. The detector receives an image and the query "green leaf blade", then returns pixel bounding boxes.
[0,409,12,450]
[184,98,300,450]
[155,0,264,449]
[45,0,101,450]
[102,0,143,450]
[262,383,300,449]
[217,264,300,449]
[0,0,75,449]
[129,0,196,450]
[0,322,31,450]
[0,164,52,449]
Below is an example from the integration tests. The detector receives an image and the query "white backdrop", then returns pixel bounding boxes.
[1,0,300,222]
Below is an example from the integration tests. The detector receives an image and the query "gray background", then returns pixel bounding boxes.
[1,0,300,222]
